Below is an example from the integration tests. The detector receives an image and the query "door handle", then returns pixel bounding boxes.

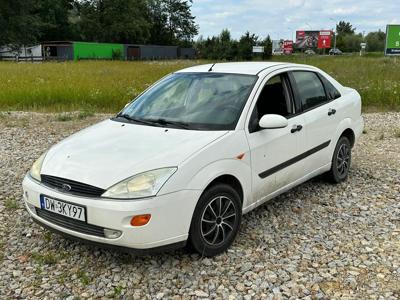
[328,108,337,116]
[291,125,303,133]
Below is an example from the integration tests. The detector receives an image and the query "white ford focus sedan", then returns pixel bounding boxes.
[23,62,364,256]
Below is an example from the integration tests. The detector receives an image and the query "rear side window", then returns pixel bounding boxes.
[319,74,341,100]
[292,71,327,111]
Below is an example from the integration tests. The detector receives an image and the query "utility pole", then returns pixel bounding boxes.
[330,18,338,50]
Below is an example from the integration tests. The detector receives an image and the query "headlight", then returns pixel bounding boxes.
[29,152,47,182]
[101,168,177,199]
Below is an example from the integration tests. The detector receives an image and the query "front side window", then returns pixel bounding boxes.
[118,73,257,130]
[292,71,327,110]
[249,73,294,132]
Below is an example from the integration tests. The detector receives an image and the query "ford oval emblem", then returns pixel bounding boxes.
[61,184,72,192]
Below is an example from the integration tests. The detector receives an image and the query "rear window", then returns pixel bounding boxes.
[292,71,327,110]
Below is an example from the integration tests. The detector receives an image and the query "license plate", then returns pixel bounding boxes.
[40,195,86,222]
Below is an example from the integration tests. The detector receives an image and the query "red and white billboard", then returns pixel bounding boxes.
[318,30,333,49]
[283,40,294,54]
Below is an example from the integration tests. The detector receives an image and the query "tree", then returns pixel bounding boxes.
[35,0,76,41]
[341,33,363,52]
[365,30,386,52]
[164,0,198,45]
[261,35,272,59]
[336,21,356,36]
[335,21,360,52]
[238,31,258,60]
[148,0,170,45]
[0,0,41,48]
[145,0,198,45]
[76,0,151,44]
[218,29,236,60]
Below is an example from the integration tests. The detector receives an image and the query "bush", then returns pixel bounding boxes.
[112,49,123,60]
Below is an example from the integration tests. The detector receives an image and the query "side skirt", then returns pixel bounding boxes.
[243,163,331,214]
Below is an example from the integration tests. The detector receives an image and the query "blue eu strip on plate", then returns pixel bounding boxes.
[40,195,45,209]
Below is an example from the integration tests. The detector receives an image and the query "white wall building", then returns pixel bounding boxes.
[0,45,42,60]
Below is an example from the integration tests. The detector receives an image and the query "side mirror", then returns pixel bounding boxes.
[259,114,288,129]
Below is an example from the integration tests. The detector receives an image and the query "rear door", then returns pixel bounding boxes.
[289,71,340,174]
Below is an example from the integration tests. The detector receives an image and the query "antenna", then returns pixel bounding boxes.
[208,63,216,72]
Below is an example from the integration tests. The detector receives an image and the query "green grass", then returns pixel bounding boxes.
[270,55,400,111]
[0,60,200,113]
[31,251,58,265]
[0,57,399,112]
[55,113,74,122]
[5,199,19,210]
[76,269,91,286]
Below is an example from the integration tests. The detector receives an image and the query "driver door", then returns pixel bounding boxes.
[246,72,306,203]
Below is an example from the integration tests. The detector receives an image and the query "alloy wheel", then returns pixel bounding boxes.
[336,143,350,176]
[200,196,237,246]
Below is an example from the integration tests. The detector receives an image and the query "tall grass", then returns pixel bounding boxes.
[270,55,400,111]
[0,56,399,112]
[0,60,200,112]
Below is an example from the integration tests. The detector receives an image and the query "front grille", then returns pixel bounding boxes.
[36,208,105,237]
[41,175,106,197]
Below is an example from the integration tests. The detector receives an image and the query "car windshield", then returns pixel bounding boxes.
[116,72,257,130]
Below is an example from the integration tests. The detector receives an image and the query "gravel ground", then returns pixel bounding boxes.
[0,111,399,299]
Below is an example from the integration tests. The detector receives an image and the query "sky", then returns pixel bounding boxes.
[191,0,399,40]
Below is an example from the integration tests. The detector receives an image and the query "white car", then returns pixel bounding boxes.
[23,62,364,256]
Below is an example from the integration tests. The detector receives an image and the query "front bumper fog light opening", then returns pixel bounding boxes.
[103,228,122,239]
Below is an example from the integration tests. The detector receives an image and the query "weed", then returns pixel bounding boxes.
[43,231,52,243]
[5,199,18,210]
[395,129,400,138]
[113,286,123,297]
[31,251,58,265]
[56,113,73,122]
[76,269,90,286]
[77,110,95,119]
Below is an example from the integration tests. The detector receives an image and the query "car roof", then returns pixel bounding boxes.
[176,62,301,76]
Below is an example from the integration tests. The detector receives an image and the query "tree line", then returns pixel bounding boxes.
[195,30,273,61]
[195,22,386,60]
[0,0,198,49]
[335,21,386,53]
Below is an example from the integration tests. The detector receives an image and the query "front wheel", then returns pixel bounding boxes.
[189,183,242,257]
[326,136,352,183]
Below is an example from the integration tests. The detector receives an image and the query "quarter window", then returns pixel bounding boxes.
[319,74,341,100]
[292,71,327,110]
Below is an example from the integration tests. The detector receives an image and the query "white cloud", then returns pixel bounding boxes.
[333,6,358,15]
[191,0,399,40]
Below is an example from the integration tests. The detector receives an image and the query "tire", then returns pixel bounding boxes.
[189,183,242,257]
[326,136,352,183]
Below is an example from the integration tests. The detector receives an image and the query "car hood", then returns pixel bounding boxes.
[41,119,228,189]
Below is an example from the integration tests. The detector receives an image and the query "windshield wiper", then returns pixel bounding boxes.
[148,118,191,129]
[116,114,156,126]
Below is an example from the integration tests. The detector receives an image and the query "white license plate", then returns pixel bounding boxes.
[40,195,86,222]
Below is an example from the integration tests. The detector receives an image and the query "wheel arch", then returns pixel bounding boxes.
[203,174,244,205]
[340,128,356,148]
[185,159,252,209]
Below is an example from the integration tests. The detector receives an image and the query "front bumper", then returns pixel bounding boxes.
[22,175,201,250]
